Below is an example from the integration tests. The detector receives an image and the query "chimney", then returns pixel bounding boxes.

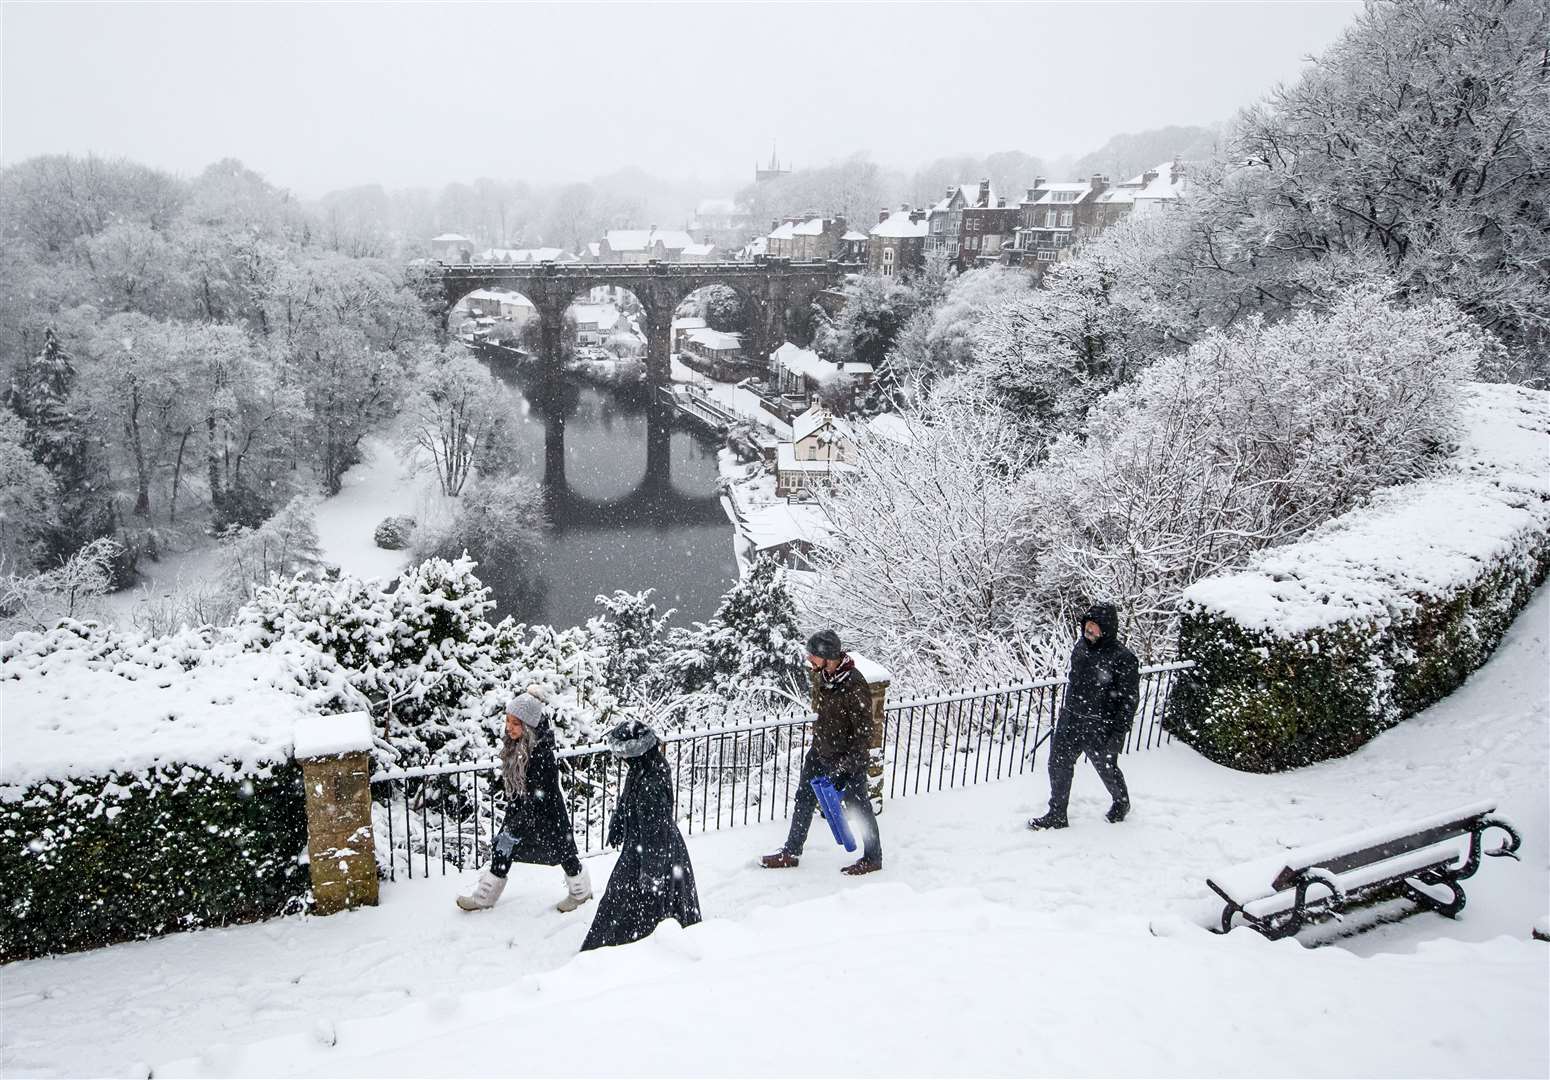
[997,197,1006,208]
[879,208,891,224]
[978,178,991,205]
[1142,170,1159,186]
[771,218,779,232]
[944,186,955,200]
[1033,176,1046,189]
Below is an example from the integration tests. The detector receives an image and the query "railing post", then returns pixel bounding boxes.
[847,652,892,814]
[294,712,379,915]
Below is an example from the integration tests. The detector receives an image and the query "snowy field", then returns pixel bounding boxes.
[4,588,1546,1078]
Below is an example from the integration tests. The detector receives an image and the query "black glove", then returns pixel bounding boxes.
[829,772,854,793]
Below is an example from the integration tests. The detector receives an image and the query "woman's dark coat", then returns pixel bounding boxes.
[580,750,701,951]
[497,718,577,867]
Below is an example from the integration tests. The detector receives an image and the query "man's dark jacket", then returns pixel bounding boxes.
[808,657,873,781]
[1058,603,1141,741]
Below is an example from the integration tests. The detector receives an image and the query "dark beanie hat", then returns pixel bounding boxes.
[806,629,844,660]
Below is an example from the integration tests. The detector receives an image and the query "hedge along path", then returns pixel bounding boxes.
[1171,382,1550,771]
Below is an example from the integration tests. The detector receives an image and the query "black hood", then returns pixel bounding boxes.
[1080,602,1121,644]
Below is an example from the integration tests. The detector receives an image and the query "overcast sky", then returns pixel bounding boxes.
[3,1,1362,197]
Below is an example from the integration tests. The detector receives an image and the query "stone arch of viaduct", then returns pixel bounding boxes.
[434,260,859,383]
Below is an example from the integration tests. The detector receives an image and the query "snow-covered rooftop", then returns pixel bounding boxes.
[686,327,743,351]
[604,229,696,252]
[432,233,473,243]
[738,502,833,551]
[792,405,856,444]
[1032,183,1093,206]
[771,342,837,381]
[871,210,929,239]
[841,229,870,242]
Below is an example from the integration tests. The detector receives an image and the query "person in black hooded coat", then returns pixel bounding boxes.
[1028,602,1139,830]
[581,721,702,952]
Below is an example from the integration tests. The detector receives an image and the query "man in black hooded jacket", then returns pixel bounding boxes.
[1028,602,1139,830]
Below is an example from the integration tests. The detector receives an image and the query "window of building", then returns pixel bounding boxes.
[1037,249,1057,262]
[882,246,895,276]
[1059,210,1073,227]
[1052,191,1079,202]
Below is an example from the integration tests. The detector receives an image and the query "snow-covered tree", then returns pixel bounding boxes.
[0,413,51,569]
[887,266,1032,397]
[971,213,1192,440]
[404,348,510,496]
[806,388,1044,685]
[815,273,920,379]
[1186,0,1550,378]
[664,557,806,701]
[0,537,123,636]
[219,495,323,601]
[1030,286,1486,653]
[589,588,674,704]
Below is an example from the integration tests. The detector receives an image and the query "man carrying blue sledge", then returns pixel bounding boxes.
[760,629,882,876]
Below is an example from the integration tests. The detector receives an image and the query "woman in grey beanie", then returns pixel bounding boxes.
[456,685,592,913]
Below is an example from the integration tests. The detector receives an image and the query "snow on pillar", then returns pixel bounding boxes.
[294,712,379,915]
[847,651,892,814]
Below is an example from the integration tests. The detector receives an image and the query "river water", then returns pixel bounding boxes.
[480,362,737,629]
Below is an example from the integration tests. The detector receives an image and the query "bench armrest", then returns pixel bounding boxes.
[1480,816,1522,861]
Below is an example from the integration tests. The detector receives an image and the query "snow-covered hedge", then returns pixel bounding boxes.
[1169,383,1550,771]
[0,621,359,960]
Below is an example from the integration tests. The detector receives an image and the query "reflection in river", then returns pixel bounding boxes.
[479,362,737,629]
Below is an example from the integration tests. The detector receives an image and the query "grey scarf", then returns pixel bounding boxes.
[499,725,536,798]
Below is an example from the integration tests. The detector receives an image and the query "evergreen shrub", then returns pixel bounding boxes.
[0,761,308,962]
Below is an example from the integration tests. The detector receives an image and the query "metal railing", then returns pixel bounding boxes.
[370,661,1194,881]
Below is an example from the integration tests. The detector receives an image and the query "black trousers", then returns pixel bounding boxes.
[490,802,583,878]
[784,755,882,863]
[1045,723,1129,817]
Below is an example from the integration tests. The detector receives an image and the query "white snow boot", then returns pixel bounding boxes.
[456,870,507,911]
[555,866,593,913]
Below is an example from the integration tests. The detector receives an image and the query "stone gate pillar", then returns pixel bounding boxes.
[295,712,379,915]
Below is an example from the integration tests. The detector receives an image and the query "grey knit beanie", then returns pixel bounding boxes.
[505,686,545,727]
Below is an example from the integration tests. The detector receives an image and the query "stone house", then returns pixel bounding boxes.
[925,180,1017,270]
[775,406,858,499]
[765,215,850,261]
[681,328,758,381]
[868,206,929,277]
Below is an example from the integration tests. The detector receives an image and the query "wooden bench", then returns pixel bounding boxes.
[1207,800,1521,939]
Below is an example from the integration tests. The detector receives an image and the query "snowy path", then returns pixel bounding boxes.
[4,588,1546,1078]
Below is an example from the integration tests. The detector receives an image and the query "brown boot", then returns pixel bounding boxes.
[841,857,881,876]
[760,850,800,869]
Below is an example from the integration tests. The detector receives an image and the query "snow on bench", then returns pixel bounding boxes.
[1208,801,1522,939]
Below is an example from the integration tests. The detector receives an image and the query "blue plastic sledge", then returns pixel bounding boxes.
[810,775,857,852]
